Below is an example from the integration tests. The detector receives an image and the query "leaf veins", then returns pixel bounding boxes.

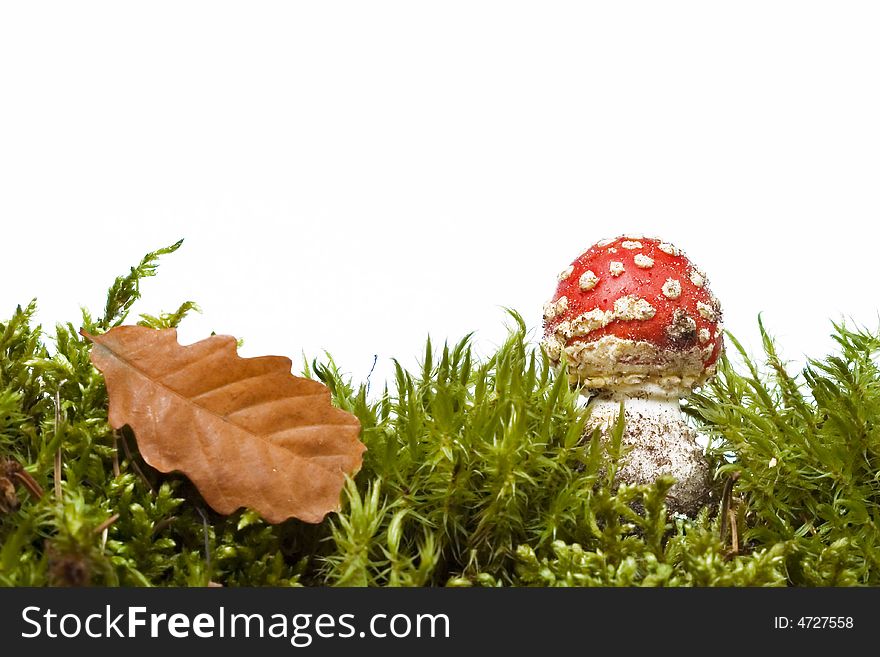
[82,326,364,524]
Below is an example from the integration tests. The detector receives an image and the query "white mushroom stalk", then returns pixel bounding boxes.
[586,388,708,515]
[542,235,723,516]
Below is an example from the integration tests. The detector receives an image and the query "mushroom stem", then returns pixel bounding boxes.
[587,391,709,516]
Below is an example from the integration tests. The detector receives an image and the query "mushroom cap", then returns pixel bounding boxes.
[541,235,722,395]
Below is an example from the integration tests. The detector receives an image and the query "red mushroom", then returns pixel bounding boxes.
[541,235,722,515]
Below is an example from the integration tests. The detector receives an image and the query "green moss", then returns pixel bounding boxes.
[1,243,878,586]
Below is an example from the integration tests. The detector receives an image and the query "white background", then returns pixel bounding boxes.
[2,2,878,388]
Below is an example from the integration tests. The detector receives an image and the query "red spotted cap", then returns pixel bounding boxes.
[541,235,723,394]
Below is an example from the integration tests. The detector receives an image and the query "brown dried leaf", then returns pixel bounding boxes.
[0,457,44,514]
[82,326,364,524]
